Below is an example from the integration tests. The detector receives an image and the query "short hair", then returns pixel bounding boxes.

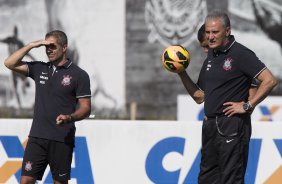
[205,10,230,28]
[197,24,205,43]
[45,30,68,46]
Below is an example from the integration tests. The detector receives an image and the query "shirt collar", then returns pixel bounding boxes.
[62,59,72,68]
[212,35,236,56]
[48,59,72,69]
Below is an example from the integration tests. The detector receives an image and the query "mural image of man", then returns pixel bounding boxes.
[251,0,282,50]
[0,26,35,111]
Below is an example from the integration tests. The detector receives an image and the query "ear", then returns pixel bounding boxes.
[226,26,231,36]
[63,44,67,52]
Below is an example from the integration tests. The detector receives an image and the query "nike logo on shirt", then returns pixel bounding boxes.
[226,139,234,143]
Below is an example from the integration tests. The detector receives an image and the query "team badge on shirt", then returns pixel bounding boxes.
[25,161,33,171]
[223,57,233,71]
[61,75,72,86]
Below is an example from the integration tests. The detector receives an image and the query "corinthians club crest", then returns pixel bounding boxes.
[61,75,72,86]
[145,0,206,47]
[223,57,233,71]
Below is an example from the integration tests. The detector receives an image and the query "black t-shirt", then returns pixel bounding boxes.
[26,60,91,144]
[197,36,266,117]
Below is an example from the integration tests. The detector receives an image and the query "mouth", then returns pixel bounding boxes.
[209,41,216,46]
[209,40,215,44]
[48,54,55,59]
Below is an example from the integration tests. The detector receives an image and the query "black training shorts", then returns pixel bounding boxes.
[21,137,74,182]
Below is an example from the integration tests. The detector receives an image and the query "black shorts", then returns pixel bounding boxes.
[21,137,74,182]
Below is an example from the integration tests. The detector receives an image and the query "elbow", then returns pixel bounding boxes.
[269,77,278,89]
[86,105,91,117]
[273,78,278,87]
[193,95,204,104]
[4,59,13,70]
[4,59,9,69]
[87,109,91,117]
[195,98,204,104]
[193,90,205,104]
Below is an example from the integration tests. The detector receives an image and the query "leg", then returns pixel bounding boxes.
[21,137,49,183]
[54,179,68,184]
[198,119,220,184]
[48,141,74,183]
[20,176,36,184]
[216,115,251,184]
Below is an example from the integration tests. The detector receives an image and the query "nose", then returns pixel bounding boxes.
[46,48,52,53]
[207,33,214,40]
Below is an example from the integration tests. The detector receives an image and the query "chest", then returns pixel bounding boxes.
[204,55,242,84]
[35,67,76,96]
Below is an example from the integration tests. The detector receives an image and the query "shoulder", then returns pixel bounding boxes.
[70,64,90,79]
[27,61,49,70]
[27,61,48,66]
[232,42,256,55]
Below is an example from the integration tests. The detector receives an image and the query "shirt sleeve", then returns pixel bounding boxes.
[196,59,208,91]
[25,61,43,80]
[251,78,261,87]
[237,48,266,78]
[76,70,91,98]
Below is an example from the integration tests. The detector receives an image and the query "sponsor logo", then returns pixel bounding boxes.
[206,63,212,71]
[259,105,280,121]
[226,139,234,143]
[145,137,282,184]
[59,173,68,177]
[40,75,48,80]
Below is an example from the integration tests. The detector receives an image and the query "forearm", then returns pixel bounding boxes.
[178,71,205,104]
[70,98,91,121]
[70,106,91,121]
[4,43,34,70]
[249,80,277,107]
[249,69,277,107]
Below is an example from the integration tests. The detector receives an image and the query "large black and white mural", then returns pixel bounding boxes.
[0,0,281,119]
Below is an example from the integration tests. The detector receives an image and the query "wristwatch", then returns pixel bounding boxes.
[243,101,253,112]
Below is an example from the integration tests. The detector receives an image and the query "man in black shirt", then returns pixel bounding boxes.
[197,23,259,113]
[178,11,277,183]
[4,30,91,184]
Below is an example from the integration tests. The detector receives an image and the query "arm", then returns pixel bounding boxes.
[56,98,91,124]
[223,68,277,116]
[4,39,51,75]
[178,71,205,104]
[248,78,260,100]
[248,87,257,101]
[249,68,277,107]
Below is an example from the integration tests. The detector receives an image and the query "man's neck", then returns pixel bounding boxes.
[52,57,67,67]
[214,37,230,52]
